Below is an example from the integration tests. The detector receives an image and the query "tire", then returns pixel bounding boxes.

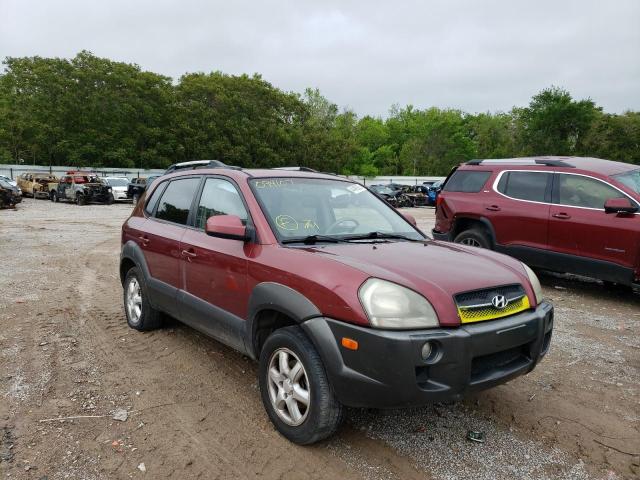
[76,194,86,206]
[51,191,58,203]
[259,326,344,445]
[454,228,491,249]
[123,267,163,331]
[106,193,114,205]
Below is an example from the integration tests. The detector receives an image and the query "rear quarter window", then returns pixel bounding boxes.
[144,181,167,215]
[443,170,491,193]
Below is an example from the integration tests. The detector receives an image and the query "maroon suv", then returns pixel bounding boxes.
[120,164,553,444]
[433,157,640,287]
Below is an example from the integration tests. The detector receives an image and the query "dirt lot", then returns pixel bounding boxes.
[1,199,638,480]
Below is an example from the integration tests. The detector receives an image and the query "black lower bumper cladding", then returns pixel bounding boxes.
[303,302,553,408]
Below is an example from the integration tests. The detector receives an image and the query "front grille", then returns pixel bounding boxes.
[455,284,530,324]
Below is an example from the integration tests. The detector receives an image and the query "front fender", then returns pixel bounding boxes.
[246,282,322,358]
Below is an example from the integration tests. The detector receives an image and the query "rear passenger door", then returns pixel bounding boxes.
[492,170,552,251]
[141,176,201,315]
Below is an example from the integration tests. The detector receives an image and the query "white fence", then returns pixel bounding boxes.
[0,164,164,181]
[0,164,445,185]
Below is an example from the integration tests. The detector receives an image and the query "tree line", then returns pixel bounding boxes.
[0,51,638,176]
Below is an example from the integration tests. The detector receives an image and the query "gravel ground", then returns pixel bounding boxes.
[0,200,638,479]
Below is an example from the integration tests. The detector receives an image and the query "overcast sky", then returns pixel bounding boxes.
[1,0,639,116]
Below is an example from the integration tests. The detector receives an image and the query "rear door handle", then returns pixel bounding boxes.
[181,249,197,261]
[552,213,571,219]
[138,235,149,246]
[485,205,501,211]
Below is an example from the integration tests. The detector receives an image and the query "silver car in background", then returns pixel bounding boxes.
[103,177,131,201]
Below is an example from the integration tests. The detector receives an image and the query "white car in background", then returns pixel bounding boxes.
[102,177,131,201]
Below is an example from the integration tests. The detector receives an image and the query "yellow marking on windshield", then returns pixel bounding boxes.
[302,219,319,230]
[275,215,299,230]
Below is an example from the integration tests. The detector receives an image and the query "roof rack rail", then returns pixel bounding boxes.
[164,160,242,174]
[465,158,574,168]
[272,166,318,172]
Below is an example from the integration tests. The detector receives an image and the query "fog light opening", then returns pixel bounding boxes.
[421,341,433,360]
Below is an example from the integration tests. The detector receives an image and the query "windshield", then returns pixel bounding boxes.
[612,169,640,195]
[250,177,423,242]
[106,178,129,186]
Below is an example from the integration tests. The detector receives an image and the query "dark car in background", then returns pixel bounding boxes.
[127,176,160,204]
[432,157,640,287]
[369,184,399,206]
[0,177,22,208]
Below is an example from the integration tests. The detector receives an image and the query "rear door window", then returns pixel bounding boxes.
[556,174,631,209]
[154,177,201,225]
[497,171,551,202]
[444,170,491,192]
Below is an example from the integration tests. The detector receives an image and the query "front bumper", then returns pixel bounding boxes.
[84,190,113,202]
[302,301,553,408]
[112,191,129,200]
[431,229,452,242]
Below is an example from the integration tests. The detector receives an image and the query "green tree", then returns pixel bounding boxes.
[582,111,640,164]
[515,86,601,156]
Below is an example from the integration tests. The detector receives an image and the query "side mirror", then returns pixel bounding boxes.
[402,212,417,227]
[604,197,638,214]
[205,215,249,241]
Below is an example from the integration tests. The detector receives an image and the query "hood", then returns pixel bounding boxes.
[301,240,533,326]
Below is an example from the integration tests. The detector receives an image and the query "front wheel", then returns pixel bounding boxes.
[454,228,491,249]
[259,326,344,445]
[51,191,58,203]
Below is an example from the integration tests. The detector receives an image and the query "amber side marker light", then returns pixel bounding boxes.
[341,337,359,350]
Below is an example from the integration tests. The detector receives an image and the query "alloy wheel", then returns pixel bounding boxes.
[267,348,310,426]
[460,238,481,247]
[126,277,142,325]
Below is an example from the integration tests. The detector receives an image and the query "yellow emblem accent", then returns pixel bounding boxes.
[458,296,531,324]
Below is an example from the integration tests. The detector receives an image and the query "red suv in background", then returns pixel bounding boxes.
[433,157,640,287]
[120,164,553,444]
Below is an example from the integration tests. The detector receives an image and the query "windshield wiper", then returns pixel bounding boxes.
[344,231,426,242]
[281,234,358,245]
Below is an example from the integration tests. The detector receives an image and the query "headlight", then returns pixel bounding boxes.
[358,278,439,329]
[522,263,543,305]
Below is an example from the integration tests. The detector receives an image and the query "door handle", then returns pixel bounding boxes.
[552,212,571,219]
[181,249,197,261]
[138,235,149,246]
[485,205,501,211]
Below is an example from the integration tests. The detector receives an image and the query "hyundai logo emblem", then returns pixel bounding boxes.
[491,295,508,309]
